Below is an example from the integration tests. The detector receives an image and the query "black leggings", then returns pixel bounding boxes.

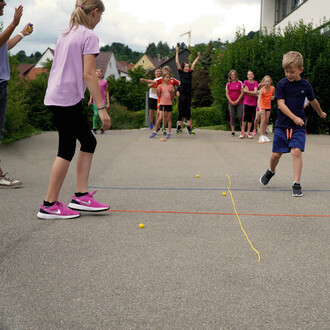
[49,102,97,161]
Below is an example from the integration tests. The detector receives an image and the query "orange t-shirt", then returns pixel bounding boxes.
[158,84,174,105]
[260,86,275,109]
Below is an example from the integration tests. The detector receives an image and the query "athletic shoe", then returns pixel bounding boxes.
[190,129,196,135]
[149,123,153,129]
[0,173,22,188]
[92,129,97,134]
[176,128,183,134]
[156,127,161,133]
[101,129,104,135]
[68,191,110,212]
[247,133,253,139]
[149,131,157,138]
[239,132,245,139]
[37,201,80,220]
[252,129,257,136]
[163,129,166,136]
[260,169,275,185]
[231,132,235,137]
[292,183,303,197]
[258,135,265,143]
[264,136,271,142]
[166,133,171,139]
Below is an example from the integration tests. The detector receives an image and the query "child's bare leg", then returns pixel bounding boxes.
[76,151,93,193]
[291,148,302,183]
[241,121,247,132]
[167,112,172,133]
[149,109,155,125]
[270,152,282,172]
[45,157,70,203]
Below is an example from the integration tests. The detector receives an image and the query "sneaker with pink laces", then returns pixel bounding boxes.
[68,191,110,212]
[37,201,81,220]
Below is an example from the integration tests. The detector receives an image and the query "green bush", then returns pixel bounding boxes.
[191,106,222,127]
[109,103,145,129]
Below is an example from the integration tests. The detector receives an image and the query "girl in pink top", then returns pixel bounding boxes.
[241,70,258,139]
[225,70,244,136]
[150,73,175,139]
[38,0,111,220]
[88,68,110,134]
[258,75,275,144]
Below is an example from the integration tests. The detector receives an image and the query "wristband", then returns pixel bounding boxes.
[18,32,25,39]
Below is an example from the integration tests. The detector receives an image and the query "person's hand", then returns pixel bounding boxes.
[176,46,179,52]
[140,78,145,82]
[293,116,304,126]
[176,91,180,98]
[88,100,92,106]
[22,23,33,36]
[259,109,264,115]
[106,102,110,109]
[319,111,327,119]
[12,6,23,27]
[197,51,201,57]
[98,109,111,131]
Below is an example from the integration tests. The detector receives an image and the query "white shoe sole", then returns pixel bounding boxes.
[68,203,110,212]
[37,212,80,220]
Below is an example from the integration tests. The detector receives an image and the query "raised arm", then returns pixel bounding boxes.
[8,22,33,50]
[175,47,181,70]
[0,5,23,48]
[191,52,201,71]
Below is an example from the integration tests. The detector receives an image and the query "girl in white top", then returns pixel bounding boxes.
[38,0,111,220]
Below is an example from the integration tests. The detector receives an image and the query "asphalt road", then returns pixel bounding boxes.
[0,129,329,329]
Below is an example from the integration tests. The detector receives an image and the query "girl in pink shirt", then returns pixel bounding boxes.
[88,68,110,134]
[150,73,174,139]
[225,70,244,136]
[38,0,111,220]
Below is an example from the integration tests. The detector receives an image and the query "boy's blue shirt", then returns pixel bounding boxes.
[275,77,315,129]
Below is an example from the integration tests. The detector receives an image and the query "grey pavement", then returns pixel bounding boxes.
[0,129,329,329]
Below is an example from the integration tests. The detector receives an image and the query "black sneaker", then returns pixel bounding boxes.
[260,169,275,185]
[101,129,104,134]
[231,132,235,136]
[92,129,97,134]
[292,183,303,197]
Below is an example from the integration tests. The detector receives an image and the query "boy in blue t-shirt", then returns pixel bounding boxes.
[260,51,327,197]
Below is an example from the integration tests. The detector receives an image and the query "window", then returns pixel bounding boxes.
[275,0,307,24]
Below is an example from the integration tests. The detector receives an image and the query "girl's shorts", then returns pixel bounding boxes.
[272,127,306,153]
[159,105,172,112]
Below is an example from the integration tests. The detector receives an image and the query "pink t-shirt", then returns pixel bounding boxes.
[158,84,174,105]
[93,79,108,104]
[226,81,243,104]
[243,80,258,106]
[44,24,100,106]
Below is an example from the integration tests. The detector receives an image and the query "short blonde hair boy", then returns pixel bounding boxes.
[282,51,303,69]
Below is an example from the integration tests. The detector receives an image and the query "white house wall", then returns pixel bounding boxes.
[104,55,120,80]
[275,0,329,31]
[35,49,53,68]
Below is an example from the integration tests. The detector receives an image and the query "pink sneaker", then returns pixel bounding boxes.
[37,201,80,220]
[68,191,110,212]
[252,129,257,136]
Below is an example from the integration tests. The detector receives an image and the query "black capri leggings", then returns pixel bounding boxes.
[49,102,97,162]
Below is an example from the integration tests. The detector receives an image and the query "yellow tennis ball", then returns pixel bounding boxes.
[196,174,199,178]
[222,192,227,196]
[139,223,144,228]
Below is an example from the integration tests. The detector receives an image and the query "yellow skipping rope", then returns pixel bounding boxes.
[226,174,261,262]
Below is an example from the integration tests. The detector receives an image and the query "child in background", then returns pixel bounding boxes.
[257,76,275,143]
[241,70,258,139]
[150,72,175,139]
[175,47,201,135]
[88,68,109,134]
[225,70,244,136]
[147,67,162,129]
[38,0,111,219]
[260,51,326,197]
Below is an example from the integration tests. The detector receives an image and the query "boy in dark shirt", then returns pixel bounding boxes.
[175,47,201,134]
[260,51,327,197]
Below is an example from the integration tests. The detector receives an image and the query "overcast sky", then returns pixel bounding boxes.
[2,0,261,55]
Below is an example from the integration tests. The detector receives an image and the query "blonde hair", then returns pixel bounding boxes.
[162,72,171,78]
[261,75,272,84]
[282,51,303,69]
[67,0,105,32]
[162,66,172,75]
[228,70,238,82]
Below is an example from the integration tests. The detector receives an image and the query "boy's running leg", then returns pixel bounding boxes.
[291,148,303,196]
[260,152,282,185]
